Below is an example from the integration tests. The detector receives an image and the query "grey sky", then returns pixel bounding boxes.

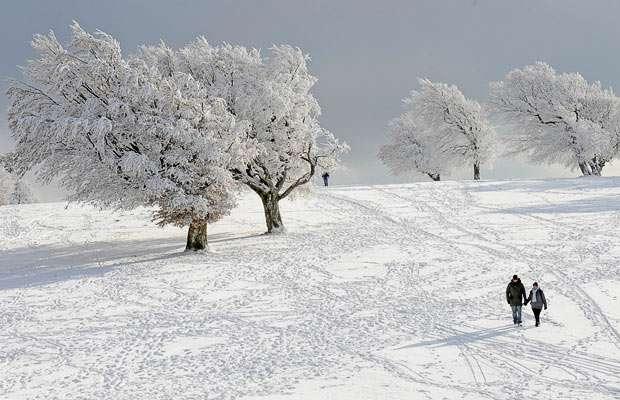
[2,0,620,198]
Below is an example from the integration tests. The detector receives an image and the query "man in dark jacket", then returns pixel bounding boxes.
[506,274,527,325]
[322,172,330,187]
[524,282,547,327]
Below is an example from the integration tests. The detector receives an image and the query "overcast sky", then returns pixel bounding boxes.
[2,0,620,198]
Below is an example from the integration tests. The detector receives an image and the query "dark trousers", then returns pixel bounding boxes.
[532,307,542,325]
[323,177,328,186]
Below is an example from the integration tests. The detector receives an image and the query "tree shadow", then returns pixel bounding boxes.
[490,196,620,214]
[0,230,273,291]
[470,176,620,194]
[0,237,185,290]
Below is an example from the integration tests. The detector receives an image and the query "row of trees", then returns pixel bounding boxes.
[380,63,620,180]
[6,23,348,250]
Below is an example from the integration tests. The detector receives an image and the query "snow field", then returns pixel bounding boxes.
[1,177,619,399]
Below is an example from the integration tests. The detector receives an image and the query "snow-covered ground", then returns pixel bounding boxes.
[1,177,619,400]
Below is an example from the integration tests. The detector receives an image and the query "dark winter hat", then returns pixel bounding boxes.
[533,282,538,286]
[512,275,518,280]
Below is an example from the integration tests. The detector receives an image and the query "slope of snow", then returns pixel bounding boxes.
[1,177,619,400]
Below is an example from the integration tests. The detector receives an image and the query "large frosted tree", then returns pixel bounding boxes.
[489,62,620,176]
[380,79,495,181]
[141,40,348,233]
[7,23,248,250]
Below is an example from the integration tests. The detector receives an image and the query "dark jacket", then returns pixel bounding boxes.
[524,288,547,309]
[506,279,527,306]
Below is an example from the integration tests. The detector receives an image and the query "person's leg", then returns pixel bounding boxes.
[517,305,522,324]
[511,305,518,324]
[533,308,541,326]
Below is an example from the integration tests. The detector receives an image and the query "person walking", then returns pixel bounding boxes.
[506,274,527,326]
[322,172,330,187]
[524,282,547,327]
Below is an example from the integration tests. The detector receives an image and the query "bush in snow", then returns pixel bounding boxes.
[6,23,249,250]
[140,40,348,233]
[489,62,620,176]
[380,79,495,181]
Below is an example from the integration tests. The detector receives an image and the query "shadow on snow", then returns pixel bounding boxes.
[0,232,265,290]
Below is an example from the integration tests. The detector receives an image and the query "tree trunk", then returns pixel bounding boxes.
[588,156,605,176]
[186,219,208,251]
[427,173,441,181]
[578,161,592,176]
[473,161,481,181]
[260,192,284,233]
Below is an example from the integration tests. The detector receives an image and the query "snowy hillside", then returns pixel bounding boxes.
[1,178,619,400]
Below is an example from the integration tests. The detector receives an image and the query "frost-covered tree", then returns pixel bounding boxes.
[379,109,446,181]
[489,62,620,176]
[0,170,35,206]
[0,166,14,205]
[10,179,35,204]
[413,79,495,180]
[0,152,17,174]
[7,23,248,250]
[141,40,348,233]
[0,154,36,205]
[380,79,494,181]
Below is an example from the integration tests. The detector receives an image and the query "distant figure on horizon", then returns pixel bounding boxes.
[524,282,547,327]
[322,172,330,187]
[506,274,527,326]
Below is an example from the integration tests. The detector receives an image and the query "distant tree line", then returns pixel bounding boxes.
[380,62,620,180]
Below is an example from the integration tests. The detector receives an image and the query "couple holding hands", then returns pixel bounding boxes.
[506,274,548,327]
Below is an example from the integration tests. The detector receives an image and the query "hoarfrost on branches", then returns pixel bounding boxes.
[379,110,445,181]
[0,165,14,205]
[6,23,249,250]
[380,79,495,180]
[10,179,36,205]
[141,39,348,233]
[0,159,35,205]
[489,62,620,176]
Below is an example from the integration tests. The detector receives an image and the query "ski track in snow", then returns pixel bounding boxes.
[0,178,619,399]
